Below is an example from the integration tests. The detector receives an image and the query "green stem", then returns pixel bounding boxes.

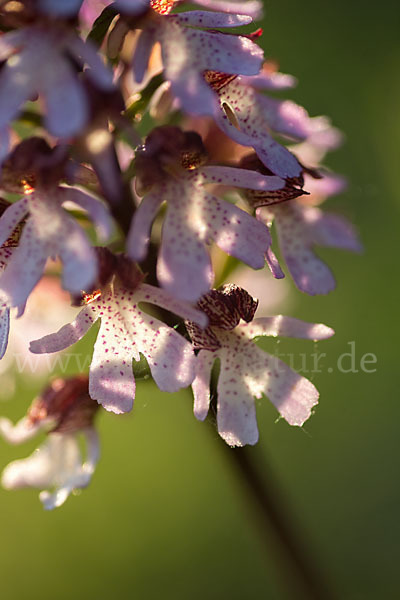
[216,438,336,600]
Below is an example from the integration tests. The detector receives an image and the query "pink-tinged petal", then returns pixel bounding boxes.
[68,36,114,90]
[0,222,48,306]
[305,116,344,151]
[254,96,312,140]
[269,203,362,294]
[114,0,149,13]
[217,343,259,446]
[41,55,88,138]
[192,350,215,421]
[304,173,347,199]
[220,330,318,430]
[29,306,99,354]
[199,165,285,192]
[239,316,334,341]
[135,283,208,328]
[310,210,363,252]
[193,0,262,18]
[140,324,197,392]
[0,306,10,359]
[158,212,214,302]
[58,222,98,294]
[265,246,285,279]
[0,198,29,247]
[209,194,270,269]
[171,11,252,29]
[127,192,163,261]
[63,187,114,242]
[89,325,135,414]
[0,59,36,131]
[132,28,156,84]
[240,71,297,91]
[38,0,83,16]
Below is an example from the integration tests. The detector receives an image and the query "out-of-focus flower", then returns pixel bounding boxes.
[0,138,113,308]
[0,277,78,400]
[30,253,207,414]
[0,375,100,509]
[186,284,334,446]
[127,126,299,302]
[0,22,114,137]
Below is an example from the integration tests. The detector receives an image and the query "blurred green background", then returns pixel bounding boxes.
[0,1,399,598]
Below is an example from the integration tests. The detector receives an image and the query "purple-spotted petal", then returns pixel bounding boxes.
[139,324,197,393]
[0,198,29,247]
[199,165,285,191]
[209,194,270,269]
[29,306,99,354]
[215,340,259,446]
[239,316,334,341]
[171,11,252,29]
[192,350,215,421]
[127,192,163,261]
[89,325,134,413]
[158,208,214,302]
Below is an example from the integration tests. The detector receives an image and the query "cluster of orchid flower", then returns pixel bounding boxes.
[0,0,360,509]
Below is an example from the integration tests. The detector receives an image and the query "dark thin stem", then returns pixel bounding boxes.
[215,436,336,600]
